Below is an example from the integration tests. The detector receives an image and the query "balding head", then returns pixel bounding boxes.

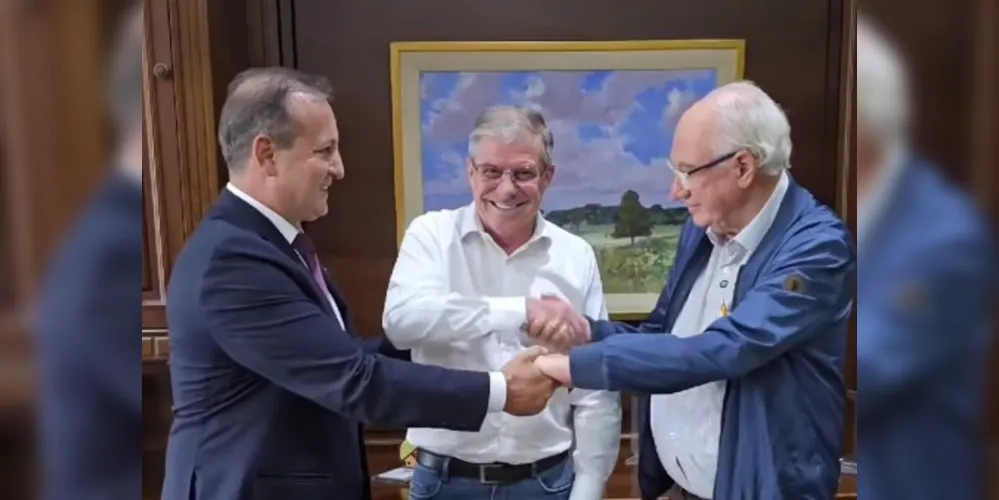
[217,67,333,170]
[670,81,791,235]
[699,81,793,175]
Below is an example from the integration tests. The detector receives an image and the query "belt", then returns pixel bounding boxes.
[415,448,569,485]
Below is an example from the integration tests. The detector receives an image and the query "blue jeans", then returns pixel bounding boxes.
[407,460,574,500]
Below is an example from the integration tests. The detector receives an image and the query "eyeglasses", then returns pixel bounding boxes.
[667,151,738,188]
[471,160,544,184]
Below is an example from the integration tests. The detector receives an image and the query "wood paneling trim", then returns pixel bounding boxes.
[169,0,222,227]
[142,334,171,361]
[141,0,222,331]
[277,0,297,67]
[246,0,283,66]
[838,0,858,458]
[971,0,995,213]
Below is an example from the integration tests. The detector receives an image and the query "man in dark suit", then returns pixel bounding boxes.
[161,67,557,500]
[36,3,143,500]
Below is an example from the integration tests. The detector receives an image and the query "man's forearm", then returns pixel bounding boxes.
[383,294,525,349]
[569,390,621,500]
[587,318,651,342]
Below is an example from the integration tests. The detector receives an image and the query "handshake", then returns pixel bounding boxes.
[523,294,591,351]
[500,295,591,416]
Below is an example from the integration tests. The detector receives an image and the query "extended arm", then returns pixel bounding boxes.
[201,243,496,431]
[568,258,622,500]
[570,225,855,394]
[858,232,996,417]
[360,337,411,361]
[587,303,666,342]
[382,216,525,349]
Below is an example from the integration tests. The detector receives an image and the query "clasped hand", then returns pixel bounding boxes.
[500,347,573,416]
[524,294,590,352]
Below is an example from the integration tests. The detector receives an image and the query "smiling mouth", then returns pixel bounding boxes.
[488,200,527,211]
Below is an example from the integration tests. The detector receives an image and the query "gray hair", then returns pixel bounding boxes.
[107,0,143,137]
[707,81,793,176]
[217,67,333,169]
[856,14,911,147]
[467,106,555,167]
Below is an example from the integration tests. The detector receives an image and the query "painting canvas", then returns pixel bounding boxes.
[391,41,745,318]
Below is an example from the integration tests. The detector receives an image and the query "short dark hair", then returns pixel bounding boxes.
[217,67,333,169]
[107,1,143,136]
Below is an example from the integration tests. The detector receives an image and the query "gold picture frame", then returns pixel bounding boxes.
[390,40,746,320]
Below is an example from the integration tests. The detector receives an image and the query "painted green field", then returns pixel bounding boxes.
[571,223,682,294]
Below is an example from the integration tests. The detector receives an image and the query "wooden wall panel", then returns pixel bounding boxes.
[0,123,12,313]
[839,0,857,457]
[141,0,227,332]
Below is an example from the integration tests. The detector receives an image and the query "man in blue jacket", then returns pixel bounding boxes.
[530,82,856,499]
[161,68,556,500]
[852,16,996,500]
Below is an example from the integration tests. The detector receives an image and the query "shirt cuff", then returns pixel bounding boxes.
[569,473,606,500]
[485,297,528,333]
[569,343,609,390]
[486,371,507,412]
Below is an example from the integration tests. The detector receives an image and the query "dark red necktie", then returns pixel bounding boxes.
[291,232,336,308]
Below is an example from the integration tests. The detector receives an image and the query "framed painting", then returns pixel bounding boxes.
[390,40,745,319]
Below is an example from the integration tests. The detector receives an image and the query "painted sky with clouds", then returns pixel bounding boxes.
[419,69,718,211]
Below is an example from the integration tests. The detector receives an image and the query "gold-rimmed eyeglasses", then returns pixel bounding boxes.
[471,160,545,184]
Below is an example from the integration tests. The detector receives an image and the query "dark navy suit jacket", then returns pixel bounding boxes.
[858,158,996,500]
[161,190,493,500]
[37,173,143,500]
[570,177,855,499]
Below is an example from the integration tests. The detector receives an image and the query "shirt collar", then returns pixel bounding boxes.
[226,183,301,244]
[708,170,790,254]
[458,203,551,245]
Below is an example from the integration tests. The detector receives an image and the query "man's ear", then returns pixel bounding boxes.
[542,164,557,185]
[735,151,757,188]
[253,134,279,176]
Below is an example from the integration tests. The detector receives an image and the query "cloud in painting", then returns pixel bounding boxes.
[419,69,718,212]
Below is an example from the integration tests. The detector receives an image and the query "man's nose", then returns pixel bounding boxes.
[330,155,345,180]
[670,178,688,201]
[496,174,518,196]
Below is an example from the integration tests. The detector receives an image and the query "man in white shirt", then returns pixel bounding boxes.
[383,106,621,500]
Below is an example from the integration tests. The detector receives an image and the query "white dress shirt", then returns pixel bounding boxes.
[383,204,622,500]
[650,172,789,499]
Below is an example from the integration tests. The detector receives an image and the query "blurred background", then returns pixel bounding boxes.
[0,0,994,499]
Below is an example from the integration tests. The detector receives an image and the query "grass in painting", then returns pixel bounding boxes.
[545,198,686,294]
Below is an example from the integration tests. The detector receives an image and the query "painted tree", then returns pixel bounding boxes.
[612,190,652,244]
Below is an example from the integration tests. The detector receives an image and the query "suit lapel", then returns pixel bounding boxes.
[214,190,335,316]
[318,265,359,336]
